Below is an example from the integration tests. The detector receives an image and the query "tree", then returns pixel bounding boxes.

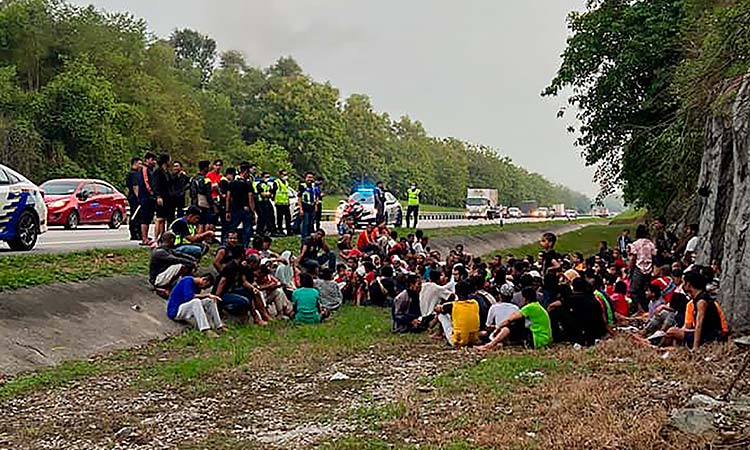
[544,0,687,211]
[169,28,217,87]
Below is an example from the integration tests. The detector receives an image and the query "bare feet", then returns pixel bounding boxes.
[203,330,220,338]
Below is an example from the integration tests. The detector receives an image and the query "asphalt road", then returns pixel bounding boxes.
[0,217,562,256]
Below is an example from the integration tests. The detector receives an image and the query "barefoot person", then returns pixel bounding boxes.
[477,287,552,351]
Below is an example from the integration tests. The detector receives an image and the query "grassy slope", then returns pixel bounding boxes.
[486,224,622,258]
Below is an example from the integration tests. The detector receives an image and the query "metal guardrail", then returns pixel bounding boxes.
[320,210,466,222]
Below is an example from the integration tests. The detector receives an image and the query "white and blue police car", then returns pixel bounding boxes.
[0,163,47,251]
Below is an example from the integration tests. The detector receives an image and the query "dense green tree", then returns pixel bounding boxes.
[169,28,217,87]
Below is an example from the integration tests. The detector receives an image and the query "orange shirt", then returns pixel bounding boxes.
[684,300,729,333]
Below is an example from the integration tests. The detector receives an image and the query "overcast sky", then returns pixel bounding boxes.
[72,0,595,195]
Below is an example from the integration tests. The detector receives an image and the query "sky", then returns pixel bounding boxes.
[71,0,596,196]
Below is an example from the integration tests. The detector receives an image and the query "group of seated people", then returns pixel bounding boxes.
[148,216,730,351]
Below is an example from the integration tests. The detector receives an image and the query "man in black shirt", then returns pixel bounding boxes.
[137,152,157,245]
[374,181,386,225]
[299,229,336,272]
[225,163,256,248]
[152,153,174,242]
[255,171,276,236]
[125,157,142,241]
[171,161,189,218]
[540,232,561,275]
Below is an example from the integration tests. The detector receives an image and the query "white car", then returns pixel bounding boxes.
[566,209,579,219]
[507,207,522,218]
[335,189,403,227]
[0,164,48,251]
[536,207,550,218]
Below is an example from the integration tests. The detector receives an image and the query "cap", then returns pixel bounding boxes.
[528,270,542,279]
[500,283,515,298]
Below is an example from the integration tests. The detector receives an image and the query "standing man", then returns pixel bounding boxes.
[374,181,387,225]
[171,161,189,218]
[406,182,421,229]
[275,169,293,236]
[314,176,324,232]
[225,163,256,247]
[190,160,215,233]
[153,153,173,243]
[299,171,317,239]
[125,157,142,241]
[617,229,632,255]
[255,171,276,236]
[206,159,223,200]
[137,152,158,246]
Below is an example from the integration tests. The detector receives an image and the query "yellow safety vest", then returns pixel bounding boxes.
[407,188,421,206]
[275,179,290,205]
[172,219,196,246]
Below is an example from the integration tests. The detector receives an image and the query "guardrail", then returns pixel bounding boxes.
[320,210,466,222]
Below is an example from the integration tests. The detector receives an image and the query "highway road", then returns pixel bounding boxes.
[0,217,566,256]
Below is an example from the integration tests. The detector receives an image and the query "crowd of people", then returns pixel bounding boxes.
[126,153,325,249]
[145,165,728,353]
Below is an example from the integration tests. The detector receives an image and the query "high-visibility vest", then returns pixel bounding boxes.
[275,179,290,205]
[257,181,272,202]
[172,218,195,246]
[301,185,315,206]
[407,188,421,206]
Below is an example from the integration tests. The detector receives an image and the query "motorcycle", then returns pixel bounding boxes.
[337,198,366,233]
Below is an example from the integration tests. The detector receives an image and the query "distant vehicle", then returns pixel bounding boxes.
[466,188,501,220]
[552,203,566,217]
[591,206,610,217]
[536,207,550,218]
[0,163,48,251]
[41,179,128,230]
[507,207,522,218]
[335,189,402,227]
[565,209,579,219]
[519,200,538,217]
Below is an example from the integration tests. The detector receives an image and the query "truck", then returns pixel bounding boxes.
[466,188,501,220]
[551,203,566,218]
[519,200,538,217]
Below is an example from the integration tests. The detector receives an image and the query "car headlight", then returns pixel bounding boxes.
[49,199,68,208]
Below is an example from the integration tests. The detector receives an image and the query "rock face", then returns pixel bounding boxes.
[696,75,750,333]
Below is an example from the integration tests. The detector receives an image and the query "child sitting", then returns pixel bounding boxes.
[292,272,329,324]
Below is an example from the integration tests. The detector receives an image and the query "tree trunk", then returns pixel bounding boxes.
[696,75,750,333]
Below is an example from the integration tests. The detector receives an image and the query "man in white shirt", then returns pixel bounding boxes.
[684,224,700,263]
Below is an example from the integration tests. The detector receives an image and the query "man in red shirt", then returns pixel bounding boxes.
[206,159,223,199]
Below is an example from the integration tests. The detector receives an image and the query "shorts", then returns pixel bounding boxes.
[156,200,174,221]
[502,320,535,348]
[684,330,724,348]
[138,198,155,225]
[199,207,216,226]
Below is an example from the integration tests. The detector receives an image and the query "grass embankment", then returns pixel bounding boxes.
[609,208,647,225]
[485,224,622,258]
[0,220,601,292]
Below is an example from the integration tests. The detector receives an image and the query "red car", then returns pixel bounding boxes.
[41,179,127,230]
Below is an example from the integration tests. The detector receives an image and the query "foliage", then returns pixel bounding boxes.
[0,0,590,207]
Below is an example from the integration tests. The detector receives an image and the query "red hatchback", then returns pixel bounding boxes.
[41,179,128,230]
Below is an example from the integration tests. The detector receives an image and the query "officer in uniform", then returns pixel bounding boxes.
[255,171,276,236]
[275,169,293,235]
[406,182,421,229]
[299,171,317,239]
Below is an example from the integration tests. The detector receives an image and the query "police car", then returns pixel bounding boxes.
[0,164,47,251]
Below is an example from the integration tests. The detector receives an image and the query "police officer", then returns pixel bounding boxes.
[275,169,293,236]
[374,181,386,225]
[406,182,421,229]
[299,171,317,239]
[314,176,324,232]
[255,171,276,236]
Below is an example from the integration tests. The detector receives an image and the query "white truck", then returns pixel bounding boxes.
[466,188,501,220]
[551,203,566,218]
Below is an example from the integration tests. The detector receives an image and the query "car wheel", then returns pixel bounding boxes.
[65,210,79,230]
[8,210,39,251]
[109,210,123,229]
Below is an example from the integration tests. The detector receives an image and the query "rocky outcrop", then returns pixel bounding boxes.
[696,75,750,333]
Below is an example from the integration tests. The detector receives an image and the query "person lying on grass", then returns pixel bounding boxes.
[167,274,226,338]
[476,287,552,351]
[292,272,330,325]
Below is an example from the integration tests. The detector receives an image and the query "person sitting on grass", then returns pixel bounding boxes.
[171,206,215,259]
[315,267,343,312]
[167,274,225,337]
[257,259,293,319]
[213,231,245,273]
[477,287,552,351]
[482,283,520,342]
[663,271,727,350]
[299,229,336,273]
[393,274,428,333]
[211,258,253,323]
[433,280,480,348]
[149,231,197,298]
[292,272,329,324]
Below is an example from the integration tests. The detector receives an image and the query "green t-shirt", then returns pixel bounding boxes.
[292,287,321,324]
[520,302,552,349]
